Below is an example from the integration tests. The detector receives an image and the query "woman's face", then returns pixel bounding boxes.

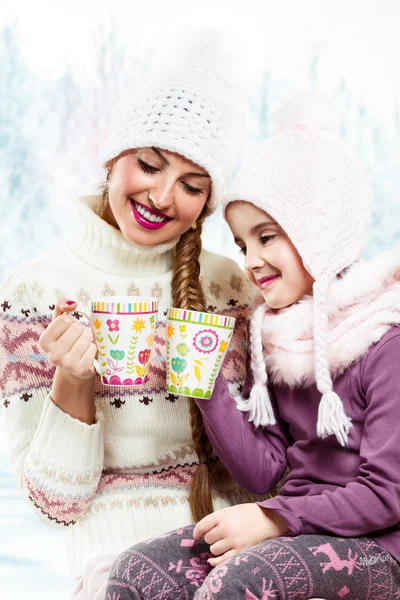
[105,147,211,246]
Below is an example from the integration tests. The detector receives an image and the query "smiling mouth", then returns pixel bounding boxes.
[130,199,172,230]
[257,275,280,290]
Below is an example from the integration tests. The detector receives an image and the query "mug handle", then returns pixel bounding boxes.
[76,310,102,376]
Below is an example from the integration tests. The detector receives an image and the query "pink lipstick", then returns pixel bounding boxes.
[257,275,280,290]
[130,199,172,230]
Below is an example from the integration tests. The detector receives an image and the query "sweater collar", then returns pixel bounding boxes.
[260,248,400,387]
[69,196,178,277]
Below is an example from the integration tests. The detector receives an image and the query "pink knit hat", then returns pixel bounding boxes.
[223,98,371,446]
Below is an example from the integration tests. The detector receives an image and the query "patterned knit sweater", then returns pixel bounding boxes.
[0,196,252,577]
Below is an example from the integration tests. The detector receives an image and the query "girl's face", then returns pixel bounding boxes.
[226,201,314,309]
[105,147,211,246]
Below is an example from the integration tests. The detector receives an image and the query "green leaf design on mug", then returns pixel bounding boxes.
[126,335,139,375]
[207,353,223,391]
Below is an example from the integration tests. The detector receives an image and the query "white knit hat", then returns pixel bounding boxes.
[101,33,245,211]
[223,98,371,446]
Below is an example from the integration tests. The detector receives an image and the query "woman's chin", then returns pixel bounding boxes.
[120,224,176,247]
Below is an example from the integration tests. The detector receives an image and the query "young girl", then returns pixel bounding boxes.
[0,61,255,599]
[105,100,400,599]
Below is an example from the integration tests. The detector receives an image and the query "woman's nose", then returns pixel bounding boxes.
[150,182,174,211]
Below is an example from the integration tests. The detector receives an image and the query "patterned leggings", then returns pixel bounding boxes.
[105,525,400,600]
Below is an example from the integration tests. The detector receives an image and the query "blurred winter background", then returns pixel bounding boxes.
[1,0,399,597]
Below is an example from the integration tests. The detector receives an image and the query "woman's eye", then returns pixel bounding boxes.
[182,182,203,196]
[137,157,160,174]
[238,246,247,256]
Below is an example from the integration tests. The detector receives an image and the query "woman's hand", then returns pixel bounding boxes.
[39,297,97,380]
[39,298,97,424]
[193,503,288,567]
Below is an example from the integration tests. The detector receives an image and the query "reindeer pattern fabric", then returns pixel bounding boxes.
[105,525,400,599]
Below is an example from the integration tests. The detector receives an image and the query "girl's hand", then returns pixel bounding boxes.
[39,297,97,380]
[193,504,288,567]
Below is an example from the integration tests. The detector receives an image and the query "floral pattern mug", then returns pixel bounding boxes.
[83,296,158,387]
[166,307,235,398]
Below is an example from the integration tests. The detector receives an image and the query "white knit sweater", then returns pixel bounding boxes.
[0,196,252,577]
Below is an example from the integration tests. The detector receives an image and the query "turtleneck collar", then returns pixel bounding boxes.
[69,196,179,277]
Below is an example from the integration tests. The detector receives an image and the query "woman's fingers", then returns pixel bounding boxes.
[53,297,77,318]
[64,327,94,362]
[79,342,98,372]
[47,320,86,364]
[63,333,97,378]
[40,297,97,379]
[39,313,76,351]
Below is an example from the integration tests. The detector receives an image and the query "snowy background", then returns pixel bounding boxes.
[1,0,400,597]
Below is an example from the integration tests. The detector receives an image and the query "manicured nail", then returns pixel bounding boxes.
[65,300,77,305]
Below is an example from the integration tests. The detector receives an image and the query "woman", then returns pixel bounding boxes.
[0,61,255,598]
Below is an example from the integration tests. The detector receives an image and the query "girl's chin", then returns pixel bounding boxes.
[261,289,285,310]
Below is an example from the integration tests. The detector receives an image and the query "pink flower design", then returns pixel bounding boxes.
[106,319,119,332]
[192,329,219,354]
[168,552,212,588]
[169,559,184,574]
[208,564,229,593]
[138,349,151,365]
[102,375,134,386]
[185,554,212,587]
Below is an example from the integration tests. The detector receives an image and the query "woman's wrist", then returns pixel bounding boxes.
[51,367,96,425]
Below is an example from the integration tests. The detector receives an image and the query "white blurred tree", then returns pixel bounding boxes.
[0,24,61,277]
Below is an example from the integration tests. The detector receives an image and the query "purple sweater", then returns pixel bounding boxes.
[196,327,400,562]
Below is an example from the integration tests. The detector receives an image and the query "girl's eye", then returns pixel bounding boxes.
[137,157,160,175]
[182,182,203,196]
[238,246,247,256]
[260,235,275,244]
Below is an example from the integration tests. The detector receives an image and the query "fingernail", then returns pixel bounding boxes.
[65,300,76,306]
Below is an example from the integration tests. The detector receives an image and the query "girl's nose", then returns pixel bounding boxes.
[245,247,265,271]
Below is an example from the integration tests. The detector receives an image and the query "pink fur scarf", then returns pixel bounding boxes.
[261,249,400,388]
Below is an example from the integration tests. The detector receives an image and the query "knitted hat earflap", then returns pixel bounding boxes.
[234,303,276,428]
[313,275,352,446]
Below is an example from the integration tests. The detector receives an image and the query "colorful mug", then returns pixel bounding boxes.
[82,296,158,387]
[166,307,235,399]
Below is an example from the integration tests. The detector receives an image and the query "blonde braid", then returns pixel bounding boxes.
[171,210,221,522]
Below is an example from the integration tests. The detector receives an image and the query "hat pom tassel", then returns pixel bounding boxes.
[235,384,276,429]
[317,390,352,447]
